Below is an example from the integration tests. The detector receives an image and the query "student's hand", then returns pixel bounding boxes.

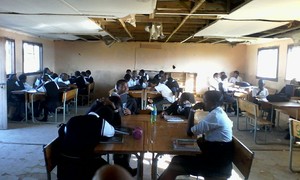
[123,108,132,115]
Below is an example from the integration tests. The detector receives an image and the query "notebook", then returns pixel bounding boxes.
[173,139,200,152]
[163,115,184,122]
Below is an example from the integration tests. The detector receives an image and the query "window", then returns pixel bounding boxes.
[22,41,43,74]
[256,47,279,81]
[5,39,15,74]
[286,45,300,81]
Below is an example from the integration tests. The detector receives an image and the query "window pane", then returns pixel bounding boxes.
[257,47,278,80]
[23,42,42,73]
[286,45,300,81]
[5,39,15,74]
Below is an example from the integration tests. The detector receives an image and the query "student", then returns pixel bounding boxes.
[228,70,242,84]
[154,70,165,81]
[111,79,138,115]
[138,69,149,81]
[158,91,233,180]
[85,70,94,83]
[58,108,115,180]
[127,70,139,90]
[161,92,195,118]
[16,74,32,91]
[148,78,175,111]
[56,73,71,89]
[208,73,220,91]
[74,70,87,95]
[165,74,180,95]
[35,75,60,122]
[219,74,237,114]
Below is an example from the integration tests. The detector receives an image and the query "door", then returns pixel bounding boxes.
[0,37,7,129]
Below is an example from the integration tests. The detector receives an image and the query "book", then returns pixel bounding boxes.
[173,139,200,152]
[163,115,184,122]
[99,134,124,144]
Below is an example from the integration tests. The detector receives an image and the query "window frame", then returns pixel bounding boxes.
[5,38,16,75]
[256,46,279,81]
[22,41,43,75]
[285,44,300,81]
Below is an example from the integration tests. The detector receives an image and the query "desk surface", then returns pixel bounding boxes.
[265,101,300,108]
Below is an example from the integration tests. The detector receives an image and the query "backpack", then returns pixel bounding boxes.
[266,93,290,102]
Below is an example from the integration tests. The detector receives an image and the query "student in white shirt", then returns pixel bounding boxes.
[208,73,220,91]
[228,70,242,84]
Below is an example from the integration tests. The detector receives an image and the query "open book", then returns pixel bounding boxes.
[173,139,200,152]
[163,115,184,122]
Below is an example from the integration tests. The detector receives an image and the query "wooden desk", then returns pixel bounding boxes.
[149,118,199,180]
[94,114,200,180]
[94,116,149,180]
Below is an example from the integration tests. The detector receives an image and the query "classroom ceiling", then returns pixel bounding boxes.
[0,0,300,45]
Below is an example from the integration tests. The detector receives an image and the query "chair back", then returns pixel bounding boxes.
[232,136,254,180]
[64,88,78,102]
[238,98,259,117]
[88,82,95,95]
[43,137,61,180]
[290,118,300,139]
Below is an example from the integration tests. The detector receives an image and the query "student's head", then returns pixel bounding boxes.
[159,70,164,76]
[43,67,51,74]
[42,74,51,82]
[123,74,131,82]
[19,74,27,82]
[51,73,58,79]
[139,69,145,76]
[75,71,81,77]
[132,70,138,78]
[233,70,239,77]
[60,73,69,81]
[149,78,160,88]
[258,79,265,90]
[203,90,224,111]
[92,165,133,180]
[116,79,128,95]
[179,92,195,104]
[213,73,219,79]
[81,71,87,77]
[126,69,131,75]
[86,70,91,76]
[220,74,227,81]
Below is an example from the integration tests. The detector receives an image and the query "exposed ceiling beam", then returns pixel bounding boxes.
[118,19,133,38]
[165,0,206,42]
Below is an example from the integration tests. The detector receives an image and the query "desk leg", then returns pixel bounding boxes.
[151,153,160,180]
[271,106,274,125]
[25,94,28,123]
[134,152,144,180]
[31,95,35,123]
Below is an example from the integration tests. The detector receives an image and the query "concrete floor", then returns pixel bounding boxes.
[0,107,300,180]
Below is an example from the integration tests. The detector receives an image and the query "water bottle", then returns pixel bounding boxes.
[151,104,157,123]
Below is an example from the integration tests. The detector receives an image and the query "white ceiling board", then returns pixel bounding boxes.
[0,15,101,36]
[194,20,287,37]
[223,0,300,21]
[0,0,78,14]
[64,0,157,18]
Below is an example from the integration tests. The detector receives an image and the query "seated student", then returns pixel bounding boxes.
[138,76,148,89]
[208,73,220,91]
[165,74,179,95]
[124,69,132,78]
[127,70,140,90]
[219,74,238,114]
[111,79,138,115]
[56,73,71,89]
[148,78,175,112]
[7,74,25,121]
[74,70,88,95]
[161,92,195,118]
[158,91,233,180]
[154,70,165,81]
[35,75,61,122]
[85,70,94,83]
[228,70,242,84]
[138,69,149,81]
[58,107,115,180]
[252,79,275,123]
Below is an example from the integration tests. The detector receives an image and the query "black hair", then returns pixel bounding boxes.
[19,74,27,81]
[179,92,195,104]
[234,70,240,75]
[75,71,81,76]
[220,74,227,81]
[116,79,127,89]
[86,70,91,75]
[149,78,160,85]
[204,90,224,108]
[123,74,131,82]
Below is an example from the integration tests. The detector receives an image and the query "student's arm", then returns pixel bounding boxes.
[102,120,115,137]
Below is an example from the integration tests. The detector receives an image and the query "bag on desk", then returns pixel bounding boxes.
[266,93,290,102]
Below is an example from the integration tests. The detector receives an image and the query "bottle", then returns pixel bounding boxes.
[151,104,157,123]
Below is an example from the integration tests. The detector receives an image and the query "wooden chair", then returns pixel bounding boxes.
[55,88,78,123]
[79,82,95,106]
[289,118,300,172]
[232,136,255,180]
[236,98,273,144]
[43,137,61,180]
[198,136,254,180]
